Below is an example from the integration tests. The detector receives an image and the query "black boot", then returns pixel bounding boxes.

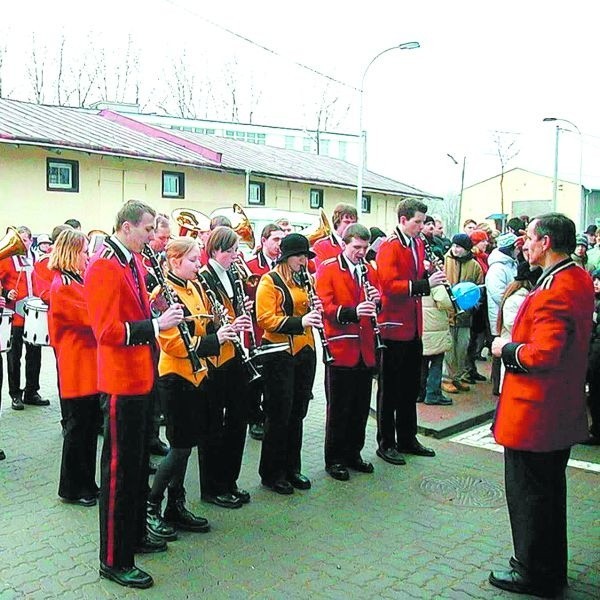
[164,487,210,533]
[146,500,178,541]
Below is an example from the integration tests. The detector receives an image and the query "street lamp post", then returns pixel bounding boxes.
[356,42,420,216]
[543,117,582,216]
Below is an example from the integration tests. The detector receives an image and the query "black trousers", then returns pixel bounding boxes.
[376,338,422,450]
[198,358,248,497]
[504,447,570,586]
[99,393,151,569]
[7,325,41,396]
[324,363,373,466]
[247,378,264,426]
[587,346,600,437]
[259,346,316,483]
[58,395,102,499]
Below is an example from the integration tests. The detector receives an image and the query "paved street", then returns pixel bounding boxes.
[0,347,598,599]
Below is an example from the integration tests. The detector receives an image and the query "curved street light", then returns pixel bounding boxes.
[356,42,420,215]
[543,117,582,216]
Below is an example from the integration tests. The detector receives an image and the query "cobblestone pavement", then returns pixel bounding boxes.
[0,348,598,599]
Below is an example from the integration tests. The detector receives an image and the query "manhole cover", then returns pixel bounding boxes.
[419,474,505,507]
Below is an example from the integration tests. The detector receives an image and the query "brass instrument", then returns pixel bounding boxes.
[298,265,334,365]
[0,227,27,262]
[420,234,463,315]
[210,204,256,250]
[230,258,260,288]
[172,208,211,238]
[196,272,261,383]
[301,208,332,247]
[357,259,386,352]
[142,245,206,375]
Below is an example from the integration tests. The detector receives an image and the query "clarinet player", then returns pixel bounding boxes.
[315,224,382,481]
[255,233,321,495]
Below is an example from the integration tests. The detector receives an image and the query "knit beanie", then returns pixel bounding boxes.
[469,230,488,245]
[451,233,473,251]
[497,232,517,249]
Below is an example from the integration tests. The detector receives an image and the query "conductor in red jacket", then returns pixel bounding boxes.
[489,213,594,598]
[85,200,184,590]
[316,224,381,481]
[375,199,447,465]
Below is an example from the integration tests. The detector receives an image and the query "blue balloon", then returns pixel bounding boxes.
[452,281,481,311]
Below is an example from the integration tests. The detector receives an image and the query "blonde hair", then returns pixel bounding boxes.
[47,229,88,272]
[165,237,197,270]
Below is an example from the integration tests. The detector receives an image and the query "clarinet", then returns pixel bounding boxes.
[419,234,463,315]
[298,265,334,365]
[357,259,386,351]
[142,245,204,374]
[196,272,261,383]
[230,264,259,359]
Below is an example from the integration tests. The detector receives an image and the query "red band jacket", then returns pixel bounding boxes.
[49,270,98,399]
[0,251,38,326]
[493,259,593,451]
[375,228,430,341]
[33,254,54,305]
[313,234,342,269]
[315,255,380,367]
[84,238,156,396]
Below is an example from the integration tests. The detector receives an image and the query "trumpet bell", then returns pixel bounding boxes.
[0,226,27,262]
[172,208,211,238]
[302,208,332,246]
[210,204,255,250]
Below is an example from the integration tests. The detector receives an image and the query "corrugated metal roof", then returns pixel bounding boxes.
[160,127,436,198]
[0,98,217,167]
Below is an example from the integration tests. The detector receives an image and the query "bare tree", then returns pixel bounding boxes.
[27,34,47,104]
[96,34,141,104]
[55,34,66,105]
[492,130,520,217]
[68,33,101,107]
[221,57,263,123]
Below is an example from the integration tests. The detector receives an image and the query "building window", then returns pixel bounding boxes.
[303,137,313,152]
[319,139,330,155]
[361,194,371,214]
[248,181,265,205]
[46,158,79,192]
[162,171,185,198]
[338,140,348,160]
[284,135,295,150]
[310,189,324,209]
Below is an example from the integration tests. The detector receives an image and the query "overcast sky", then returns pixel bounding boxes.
[3,0,599,197]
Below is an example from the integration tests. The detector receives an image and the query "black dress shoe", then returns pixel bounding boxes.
[0,449,5,461]
[348,458,374,473]
[249,423,265,441]
[230,487,251,503]
[470,372,487,382]
[326,464,350,481]
[22,392,50,406]
[135,534,168,554]
[11,393,24,410]
[397,439,436,457]
[261,479,294,495]
[376,447,406,465]
[489,569,560,598]
[149,439,169,456]
[288,472,311,490]
[201,493,243,509]
[99,563,153,589]
[60,495,97,507]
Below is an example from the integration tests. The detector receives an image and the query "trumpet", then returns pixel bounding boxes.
[142,245,205,375]
[196,272,261,383]
[298,265,334,365]
[357,259,386,352]
[230,257,260,288]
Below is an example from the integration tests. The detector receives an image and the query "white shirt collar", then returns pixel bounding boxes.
[110,235,134,263]
[209,258,234,297]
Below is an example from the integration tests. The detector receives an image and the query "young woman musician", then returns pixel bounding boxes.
[148,236,236,532]
[196,227,253,509]
[255,233,322,495]
[47,229,101,506]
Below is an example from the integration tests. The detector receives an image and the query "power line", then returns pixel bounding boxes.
[161,0,359,92]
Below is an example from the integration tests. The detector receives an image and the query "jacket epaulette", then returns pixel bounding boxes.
[321,257,337,267]
[539,275,554,290]
[60,273,72,286]
[99,245,115,260]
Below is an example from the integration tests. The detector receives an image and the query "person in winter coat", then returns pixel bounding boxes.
[485,232,519,395]
[420,285,454,405]
[571,234,588,269]
[583,269,600,445]
[442,234,484,392]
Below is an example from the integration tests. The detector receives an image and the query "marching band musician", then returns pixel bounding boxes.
[197,226,253,510]
[148,237,235,533]
[312,203,357,268]
[47,229,101,507]
[0,225,47,410]
[85,200,184,590]
[315,224,381,481]
[255,233,320,495]
[375,199,446,466]
[245,223,285,440]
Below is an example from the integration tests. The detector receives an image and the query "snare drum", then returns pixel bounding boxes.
[23,298,50,346]
[0,308,14,353]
